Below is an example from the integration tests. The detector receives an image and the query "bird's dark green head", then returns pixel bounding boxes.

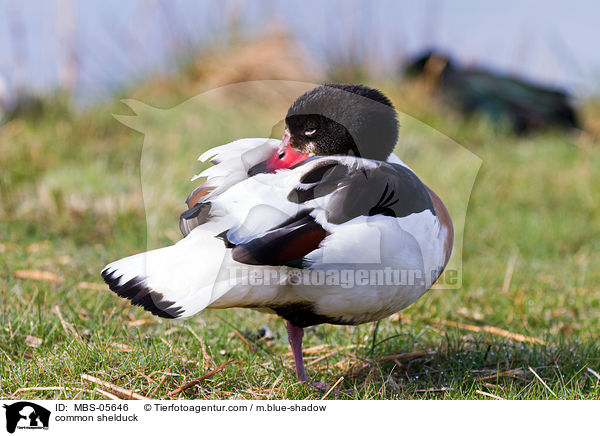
[284,84,399,161]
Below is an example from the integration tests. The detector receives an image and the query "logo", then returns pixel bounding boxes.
[2,402,50,433]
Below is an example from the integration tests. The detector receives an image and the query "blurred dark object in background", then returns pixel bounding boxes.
[0,92,73,124]
[2,94,46,121]
[404,51,580,134]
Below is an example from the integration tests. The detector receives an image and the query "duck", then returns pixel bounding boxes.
[101,84,453,382]
[404,51,580,134]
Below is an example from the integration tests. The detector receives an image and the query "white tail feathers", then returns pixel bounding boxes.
[101,228,231,319]
[101,138,283,318]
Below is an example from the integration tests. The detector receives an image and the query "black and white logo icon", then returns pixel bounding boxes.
[2,402,51,433]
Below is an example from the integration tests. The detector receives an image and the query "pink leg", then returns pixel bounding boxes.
[286,320,307,381]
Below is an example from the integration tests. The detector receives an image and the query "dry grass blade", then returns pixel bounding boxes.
[478,368,528,381]
[415,387,452,393]
[25,335,43,348]
[110,342,134,352]
[267,373,284,399]
[15,270,60,283]
[164,327,179,335]
[483,382,505,391]
[95,388,121,400]
[284,344,329,356]
[528,366,557,397]
[77,282,106,291]
[347,353,375,364]
[376,350,431,362]
[432,319,547,345]
[476,389,506,400]
[169,359,235,396]
[587,367,600,387]
[502,250,518,293]
[233,330,258,353]
[1,348,15,365]
[151,369,171,395]
[320,376,344,400]
[54,305,81,342]
[587,367,600,379]
[307,352,337,367]
[185,325,216,367]
[128,319,151,327]
[159,336,173,351]
[135,370,156,385]
[11,387,67,396]
[81,374,148,400]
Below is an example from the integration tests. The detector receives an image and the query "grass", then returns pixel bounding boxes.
[1,73,599,400]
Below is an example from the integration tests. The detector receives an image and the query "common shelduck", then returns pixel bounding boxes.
[102,84,453,382]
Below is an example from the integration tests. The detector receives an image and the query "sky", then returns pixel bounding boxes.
[0,0,599,104]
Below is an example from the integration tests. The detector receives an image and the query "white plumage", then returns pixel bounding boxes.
[102,138,449,324]
[102,83,453,382]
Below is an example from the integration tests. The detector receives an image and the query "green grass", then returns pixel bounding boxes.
[1,78,599,400]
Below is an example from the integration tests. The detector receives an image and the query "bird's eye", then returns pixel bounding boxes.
[304,128,317,136]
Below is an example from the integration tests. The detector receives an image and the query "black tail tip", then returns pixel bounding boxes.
[100,268,183,319]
